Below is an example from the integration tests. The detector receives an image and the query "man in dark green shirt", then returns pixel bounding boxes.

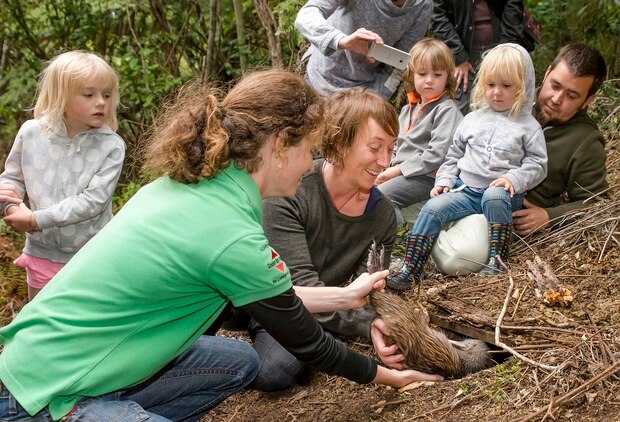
[513,43,608,235]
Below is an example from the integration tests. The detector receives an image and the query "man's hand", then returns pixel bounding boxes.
[375,166,401,185]
[455,61,475,92]
[512,198,550,235]
[371,318,405,369]
[338,28,383,57]
[490,177,515,197]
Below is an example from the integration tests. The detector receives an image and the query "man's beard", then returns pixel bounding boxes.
[535,103,561,128]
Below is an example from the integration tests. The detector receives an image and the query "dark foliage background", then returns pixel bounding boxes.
[0,0,618,200]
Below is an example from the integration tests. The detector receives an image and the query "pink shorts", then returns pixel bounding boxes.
[14,253,65,290]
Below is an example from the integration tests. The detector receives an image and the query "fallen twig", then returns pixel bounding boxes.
[515,360,620,422]
[598,219,618,262]
[403,391,486,421]
[455,279,502,295]
[495,258,560,371]
[226,404,243,422]
[370,397,414,409]
[511,285,527,319]
[500,325,586,336]
[583,305,616,366]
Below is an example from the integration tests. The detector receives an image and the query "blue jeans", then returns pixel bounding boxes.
[413,181,523,237]
[0,336,259,422]
[247,318,310,392]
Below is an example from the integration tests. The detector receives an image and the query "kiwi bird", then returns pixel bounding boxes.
[367,241,493,378]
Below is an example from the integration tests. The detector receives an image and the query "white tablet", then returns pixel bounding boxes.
[367,42,411,71]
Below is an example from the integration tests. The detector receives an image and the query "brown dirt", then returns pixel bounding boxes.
[207,199,620,421]
[0,228,26,325]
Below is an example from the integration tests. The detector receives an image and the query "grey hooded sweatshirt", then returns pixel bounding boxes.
[0,119,125,263]
[434,43,547,195]
[295,0,432,99]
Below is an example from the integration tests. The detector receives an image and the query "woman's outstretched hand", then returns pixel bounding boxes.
[373,365,444,388]
[293,270,387,313]
[344,270,388,308]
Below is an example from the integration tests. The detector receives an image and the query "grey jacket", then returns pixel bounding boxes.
[0,119,125,263]
[435,43,547,194]
[295,0,431,99]
[392,92,463,178]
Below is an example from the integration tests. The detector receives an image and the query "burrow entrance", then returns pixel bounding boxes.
[429,311,513,372]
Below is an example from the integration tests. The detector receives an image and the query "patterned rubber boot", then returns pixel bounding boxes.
[387,234,435,291]
[480,223,512,276]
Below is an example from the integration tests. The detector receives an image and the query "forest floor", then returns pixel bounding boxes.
[0,90,618,422]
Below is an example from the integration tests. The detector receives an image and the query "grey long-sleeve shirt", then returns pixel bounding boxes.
[392,92,463,178]
[295,0,432,99]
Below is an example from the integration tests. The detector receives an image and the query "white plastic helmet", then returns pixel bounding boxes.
[431,214,489,276]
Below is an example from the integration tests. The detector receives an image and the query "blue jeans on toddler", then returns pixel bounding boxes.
[0,336,259,422]
[377,174,435,225]
[386,180,523,290]
[413,180,524,237]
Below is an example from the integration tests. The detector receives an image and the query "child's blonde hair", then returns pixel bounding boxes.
[470,45,526,118]
[34,50,120,131]
[403,38,457,99]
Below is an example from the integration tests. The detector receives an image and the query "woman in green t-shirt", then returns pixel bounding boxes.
[0,69,442,422]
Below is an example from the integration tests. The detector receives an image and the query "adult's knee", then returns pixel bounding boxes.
[250,358,303,392]
[250,328,307,392]
[188,336,260,390]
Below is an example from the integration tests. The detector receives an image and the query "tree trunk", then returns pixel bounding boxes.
[205,0,218,79]
[148,0,181,76]
[252,0,282,67]
[232,0,247,71]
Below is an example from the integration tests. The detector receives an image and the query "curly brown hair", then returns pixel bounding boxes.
[144,69,324,183]
[321,89,398,167]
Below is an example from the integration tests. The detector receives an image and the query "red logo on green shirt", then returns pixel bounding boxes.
[267,248,286,273]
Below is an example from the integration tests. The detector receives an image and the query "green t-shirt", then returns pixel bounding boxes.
[0,165,292,419]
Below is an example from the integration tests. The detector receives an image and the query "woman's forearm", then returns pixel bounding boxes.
[293,270,388,313]
[293,285,354,313]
